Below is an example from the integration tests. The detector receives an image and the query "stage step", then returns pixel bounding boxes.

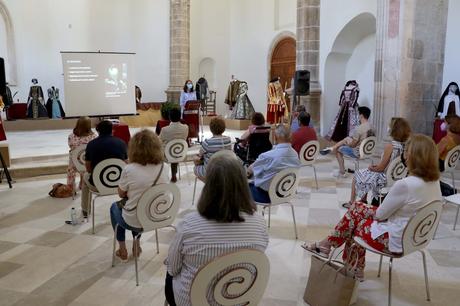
[5,146,201,180]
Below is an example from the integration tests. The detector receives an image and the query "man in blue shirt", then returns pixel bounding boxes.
[81,120,127,218]
[247,124,301,203]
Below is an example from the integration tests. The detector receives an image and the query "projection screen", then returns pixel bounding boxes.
[61,52,136,117]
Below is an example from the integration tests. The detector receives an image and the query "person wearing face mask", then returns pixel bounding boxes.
[341,118,411,209]
[180,80,197,118]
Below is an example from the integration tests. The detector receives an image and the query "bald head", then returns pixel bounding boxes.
[274,124,291,144]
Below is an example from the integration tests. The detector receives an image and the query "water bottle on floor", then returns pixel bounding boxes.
[70,207,77,225]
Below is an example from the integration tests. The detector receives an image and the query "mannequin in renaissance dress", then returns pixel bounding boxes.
[230,81,255,120]
[196,77,209,101]
[437,82,460,120]
[326,80,360,142]
[267,78,287,124]
[3,83,14,108]
[45,87,65,119]
[225,78,241,110]
[26,78,48,119]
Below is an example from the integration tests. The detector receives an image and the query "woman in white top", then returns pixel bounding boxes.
[303,134,441,279]
[179,80,197,117]
[110,130,168,262]
[165,151,269,306]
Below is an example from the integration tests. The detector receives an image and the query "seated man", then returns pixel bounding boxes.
[81,120,128,218]
[320,106,373,178]
[291,111,317,154]
[160,108,189,182]
[247,124,301,203]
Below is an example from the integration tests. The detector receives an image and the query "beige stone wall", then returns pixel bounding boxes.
[373,0,449,137]
[296,0,321,129]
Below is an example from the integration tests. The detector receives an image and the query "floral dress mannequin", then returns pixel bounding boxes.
[326,80,360,142]
[230,81,255,120]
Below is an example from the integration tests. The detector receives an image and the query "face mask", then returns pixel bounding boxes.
[187,83,193,89]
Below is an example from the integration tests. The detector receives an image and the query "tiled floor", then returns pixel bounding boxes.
[1,139,460,305]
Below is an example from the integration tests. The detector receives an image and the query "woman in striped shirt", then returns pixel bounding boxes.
[165,151,269,306]
[193,117,232,180]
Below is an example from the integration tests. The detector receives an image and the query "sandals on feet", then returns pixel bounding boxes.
[301,242,331,259]
[115,249,128,262]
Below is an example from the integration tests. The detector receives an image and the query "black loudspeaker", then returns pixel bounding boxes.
[294,70,310,96]
[0,58,6,99]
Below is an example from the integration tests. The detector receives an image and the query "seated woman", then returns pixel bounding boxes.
[193,117,232,181]
[165,151,269,306]
[342,118,411,208]
[437,116,460,172]
[234,112,271,163]
[67,116,96,191]
[110,129,168,261]
[304,134,441,279]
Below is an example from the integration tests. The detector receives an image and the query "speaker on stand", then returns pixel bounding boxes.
[293,70,310,110]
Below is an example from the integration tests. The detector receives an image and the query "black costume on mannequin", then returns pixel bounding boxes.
[3,84,13,108]
[196,77,209,101]
[326,80,360,142]
[45,86,65,118]
[26,79,48,119]
[437,82,460,119]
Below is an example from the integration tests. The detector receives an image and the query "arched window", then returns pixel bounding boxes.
[0,1,17,85]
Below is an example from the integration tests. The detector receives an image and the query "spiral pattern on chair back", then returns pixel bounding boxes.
[144,192,174,224]
[389,160,407,182]
[137,184,180,231]
[206,264,256,305]
[363,138,376,156]
[402,201,442,255]
[165,139,188,163]
[412,211,438,247]
[446,147,460,171]
[97,164,123,189]
[275,173,297,198]
[71,145,87,173]
[300,141,319,166]
[190,250,270,306]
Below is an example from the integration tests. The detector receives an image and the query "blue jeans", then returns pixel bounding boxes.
[249,183,270,204]
[110,203,143,242]
[338,145,358,158]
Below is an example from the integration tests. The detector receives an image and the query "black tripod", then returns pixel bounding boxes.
[0,153,12,188]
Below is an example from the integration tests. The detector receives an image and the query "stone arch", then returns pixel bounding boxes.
[322,13,376,134]
[0,0,17,85]
[198,57,216,89]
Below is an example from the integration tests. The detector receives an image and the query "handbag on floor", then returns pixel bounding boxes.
[49,183,73,198]
[303,254,358,306]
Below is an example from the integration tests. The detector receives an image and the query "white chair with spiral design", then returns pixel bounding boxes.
[354,200,443,306]
[377,156,408,205]
[299,140,320,189]
[443,145,460,190]
[112,183,180,286]
[255,168,300,239]
[89,158,126,234]
[70,144,87,199]
[189,249,270,306]
[345,136,377,171]
[164,139,189,183]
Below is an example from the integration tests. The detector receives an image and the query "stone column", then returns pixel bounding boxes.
[165,0,191,103]
[296,0,321,129]
[373,0,449,137]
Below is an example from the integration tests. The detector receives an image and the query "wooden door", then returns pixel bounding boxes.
[270,37,296,93]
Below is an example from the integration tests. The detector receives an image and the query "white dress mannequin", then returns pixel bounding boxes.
[439,84,460,119]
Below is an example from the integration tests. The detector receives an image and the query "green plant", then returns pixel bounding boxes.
[160,102,180,120]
